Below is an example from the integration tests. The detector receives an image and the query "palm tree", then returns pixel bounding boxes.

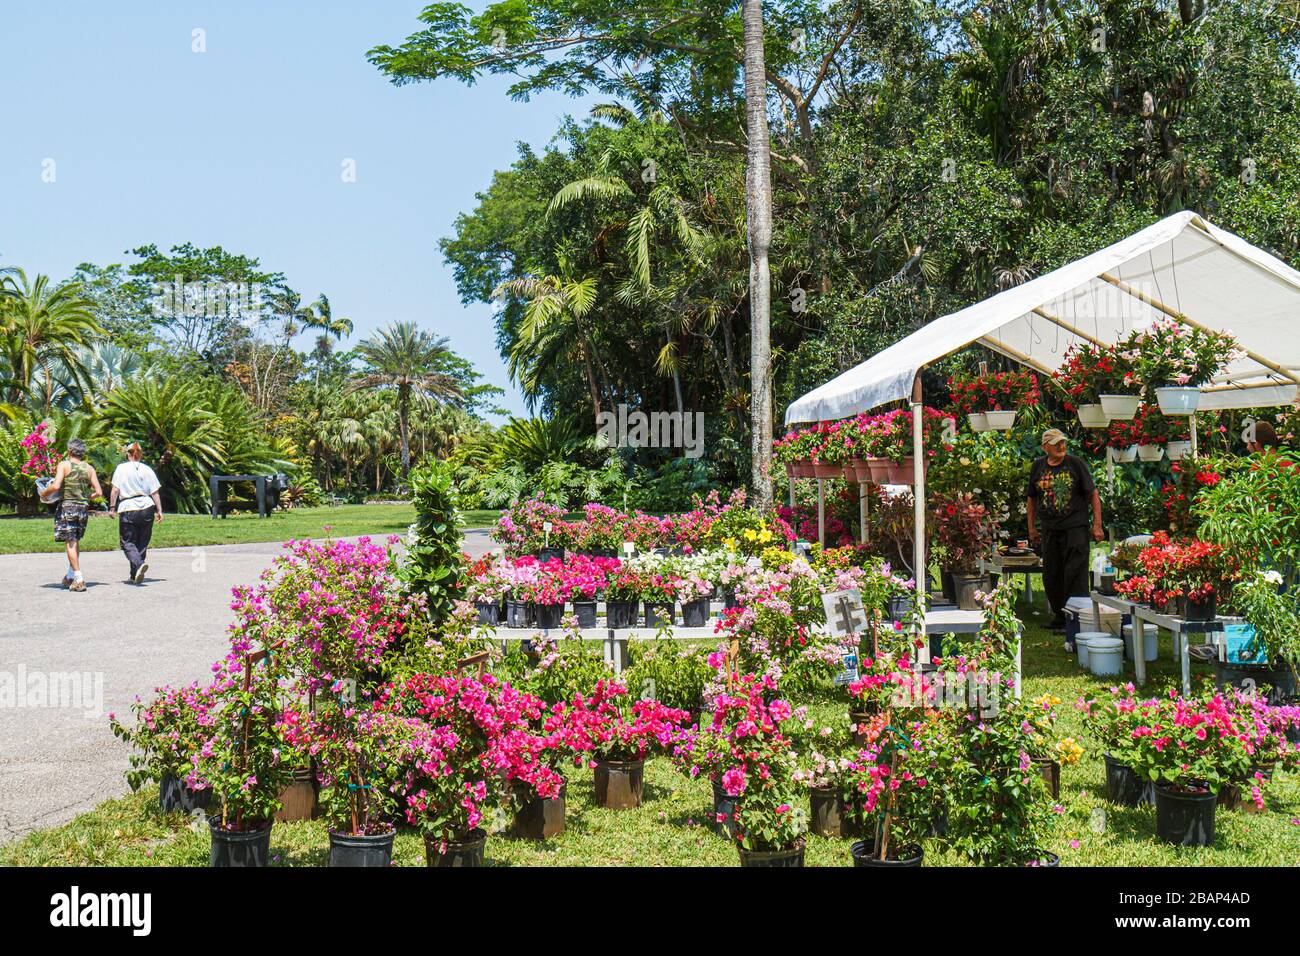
[0,270,102,413]
[494,265,607,417]
[350,321,464,480]
[742,0,775,509]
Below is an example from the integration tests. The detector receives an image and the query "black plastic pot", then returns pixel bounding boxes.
[505,599,533,628]
[849,707,876,746]
[1285,697,1300,745]
[159,774,212,815]
[536,547,565,563]
[513,780,566,840]
[328,828,395,867]
[711,778,739,840]
[1212,659,1273,695]
[1033,756,1061,800]
[644,603,674,628]
[1184,593,1217,622]
[425,828,487,867]
[887,596,913,623]
[809,786,845,838]
[593,758,644,809]
[723,589,740,611]
[534,603,564,629]
[940,570,956,603]
[850,838,923,867]
[475,601,502,626]
[572,601,597,628]
[606,599,639,629]
[681,598,710,627]
[1103,753,1153,806]
[738,842,805,867]
[1154,783,1216,846]
[209,819,272,868]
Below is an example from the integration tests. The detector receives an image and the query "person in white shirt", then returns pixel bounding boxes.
[108,443,164,584]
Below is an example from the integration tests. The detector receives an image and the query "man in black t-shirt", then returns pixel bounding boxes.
[1026,428,1105,634]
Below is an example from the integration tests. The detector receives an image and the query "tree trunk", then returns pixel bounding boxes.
[743,0,775,510]
[398,383,411,480]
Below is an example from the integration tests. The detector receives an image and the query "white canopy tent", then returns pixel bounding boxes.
[784,212,1300,622]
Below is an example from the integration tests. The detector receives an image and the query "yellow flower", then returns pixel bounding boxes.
[1056,737,1084,766]
[758,528,772,543]
[960,457,972,466]
[722,537,737,551]
[979,460,991,471]
[743,529,757,542]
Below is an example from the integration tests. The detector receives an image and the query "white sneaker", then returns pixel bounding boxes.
[133,563,148,585]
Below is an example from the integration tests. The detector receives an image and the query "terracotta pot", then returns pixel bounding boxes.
[885,457,923,485]
[851,459,875,483]
[791,461,816,478]
[812,462,842,480]
[868,458,893,484]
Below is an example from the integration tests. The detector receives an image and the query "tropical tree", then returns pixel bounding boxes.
[350,321,465,480]
[0,270,102,413]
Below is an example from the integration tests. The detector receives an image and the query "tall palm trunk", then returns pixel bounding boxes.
[743,0,774,509]
[398,382,412,480]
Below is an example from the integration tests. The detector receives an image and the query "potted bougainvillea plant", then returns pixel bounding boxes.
[109,682,217,815]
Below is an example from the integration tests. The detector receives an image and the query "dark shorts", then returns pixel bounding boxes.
[54,503,89,542]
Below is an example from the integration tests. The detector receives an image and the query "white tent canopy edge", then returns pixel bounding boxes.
[785,211,1300,426]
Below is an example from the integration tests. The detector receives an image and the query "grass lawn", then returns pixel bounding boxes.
[4,588,1298,867]
[0,504,502,555]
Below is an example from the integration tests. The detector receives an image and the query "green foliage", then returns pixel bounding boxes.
[402,459,465,628]
[623,641,711,711]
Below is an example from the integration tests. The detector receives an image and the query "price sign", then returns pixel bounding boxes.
[834,652,859,685]
[822,589,866,639]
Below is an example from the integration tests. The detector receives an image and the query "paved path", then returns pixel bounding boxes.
[0,529,494,844]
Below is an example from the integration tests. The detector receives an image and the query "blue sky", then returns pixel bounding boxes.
[1,1,596,419]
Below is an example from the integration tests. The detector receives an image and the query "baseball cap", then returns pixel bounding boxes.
[1041,428,1067,447]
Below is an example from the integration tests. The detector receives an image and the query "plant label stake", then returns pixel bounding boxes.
[542,520,552,551]
[822,589,865,639]
[727,640,740,692]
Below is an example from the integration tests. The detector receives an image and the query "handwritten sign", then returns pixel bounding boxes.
[822,589,866,639]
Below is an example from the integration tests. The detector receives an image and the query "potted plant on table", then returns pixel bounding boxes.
[1232,570,1300,702]
[929,493,994,610]
[553,553,614,627]
[604,564,643,628]
[465,554,509,625]
[636,564,681,628]
[109,682,216,815]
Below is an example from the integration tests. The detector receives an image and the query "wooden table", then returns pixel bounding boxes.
[1090,591,1224,694]
[979,553,1043,606]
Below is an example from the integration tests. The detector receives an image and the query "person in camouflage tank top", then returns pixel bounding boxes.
[40,438,104,591]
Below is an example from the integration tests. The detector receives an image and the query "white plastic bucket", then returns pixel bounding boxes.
[1136,444,1164,462]
[1066,599,1122,635]
[1111,445,1138,463]
[1122,623,1158,663]
[1089,636,1125,676]
[968,412,989,433]
[1077,631,1108,669]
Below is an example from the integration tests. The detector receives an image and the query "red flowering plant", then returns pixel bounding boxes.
[772,423,829,466]
[1108,403,1190,447]
[947,369,1040,414]
[550,553,620,602]
[1121,689,1253,793]
[690,674,808,854]
[464,553,510,604]
[1076,683,1157,770]
[109,682,218,793]
[860,407,956,463]
[378,672,557,845]
[1053,342,1137,410]
[548,679,692,764]
[929,493,994,574]
[1196,450,1300,587]
[1112,531,1242,609]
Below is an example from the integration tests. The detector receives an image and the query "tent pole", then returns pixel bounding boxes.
[859,482,868,544]
[817,479,825,546]
[911,374,928,663]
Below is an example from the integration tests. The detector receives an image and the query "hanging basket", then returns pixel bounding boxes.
[1100,394,1142,420]
[985,409,1017,430]
[812,462,842,480]
[1077,404,1111,428]
[1155,386,1201,416]
[967,412,990,433]
[1166,440,1192,461]
[1110,445,1138,463]
[885,457,925,485]
[868,458,893,485]
[1135,444,1164,462]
